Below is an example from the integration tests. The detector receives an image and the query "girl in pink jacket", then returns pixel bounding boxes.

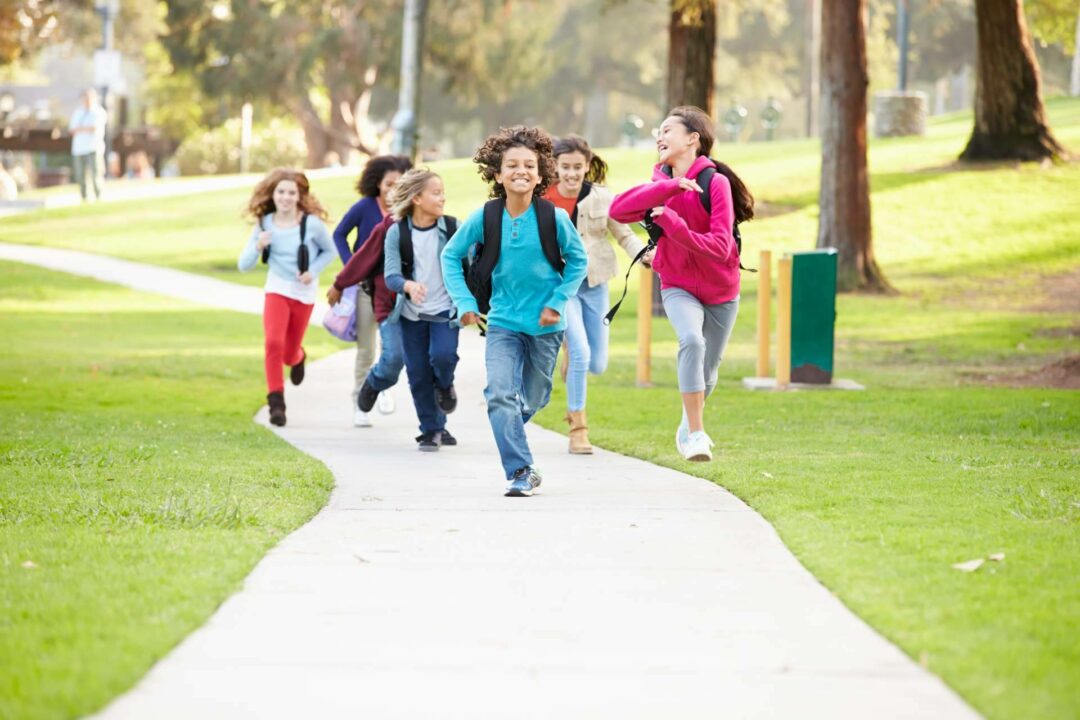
[610,105,754,462]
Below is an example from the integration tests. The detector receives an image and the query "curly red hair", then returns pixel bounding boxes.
[246,168,329,222]
[473,126,556,199]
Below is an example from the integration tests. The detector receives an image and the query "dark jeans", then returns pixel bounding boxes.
[400,312,460,434]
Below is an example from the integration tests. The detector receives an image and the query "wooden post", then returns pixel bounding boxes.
[776,255,792,388]
[756,250,772,377]
[636,266,653,386]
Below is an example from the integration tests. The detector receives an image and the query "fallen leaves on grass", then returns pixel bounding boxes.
[953,552,1006,572]
[952,558,985,573]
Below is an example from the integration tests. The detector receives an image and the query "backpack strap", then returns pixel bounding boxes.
[397,218,414,279]
[444,215,458,239]
[296,214,310,273]
[534,198,564,274]
[478,199,504,277]
[259,215,270,264]
[569,181,592,226]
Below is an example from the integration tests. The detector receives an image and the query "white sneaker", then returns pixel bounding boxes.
[681,430,714,462]
[376,389,396,415]
[675,415,690,455]
[354,408,373,428]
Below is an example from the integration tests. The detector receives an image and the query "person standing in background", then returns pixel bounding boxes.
[68,89,107,202]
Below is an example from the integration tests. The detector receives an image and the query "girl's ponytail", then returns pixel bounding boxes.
[585,153,608,185]
[714,161,754,225]
[553,134,607,185]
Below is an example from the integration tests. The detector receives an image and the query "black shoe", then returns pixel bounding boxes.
[290,348,306,386]
[357,379,379,413]
[416,432,440,452]
[438,429,457,446]
[267,391,286,427]
[434,384,457,413]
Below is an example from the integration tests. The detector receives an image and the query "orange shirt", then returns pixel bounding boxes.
[543,185,577,221]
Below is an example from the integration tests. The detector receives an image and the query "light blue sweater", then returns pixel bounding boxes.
[238,213,336,283]
[439,203,588,336]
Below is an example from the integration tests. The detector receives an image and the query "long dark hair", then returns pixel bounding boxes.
[669,105,754,224]
[552,135,608,185]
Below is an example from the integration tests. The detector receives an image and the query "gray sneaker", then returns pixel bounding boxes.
[504,466,542,497]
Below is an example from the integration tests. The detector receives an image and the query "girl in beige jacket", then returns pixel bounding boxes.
[543,135,654,454]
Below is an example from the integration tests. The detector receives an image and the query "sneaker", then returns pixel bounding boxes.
[434,384,458,413]
[376,389,396,415]
[416,432,440,452]
[438,429,457,446]
[675,415,690,455]
[353,408,372,428]
[357,379,379,413]
[681,430,714,462]
[267,391,286,427]
[504,466,542,497]
[289,348,306,386]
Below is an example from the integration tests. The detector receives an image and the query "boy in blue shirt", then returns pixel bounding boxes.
[441,126,588,496]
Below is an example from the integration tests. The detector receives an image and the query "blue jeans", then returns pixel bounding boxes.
[364,319,406,393]
[483,326,564,479]
[564,279,609,412]
[400,313,459,434]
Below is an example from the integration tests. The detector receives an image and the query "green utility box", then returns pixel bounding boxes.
[789,249,838,383]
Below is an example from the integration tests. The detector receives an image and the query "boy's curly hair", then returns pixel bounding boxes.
[473,126,556,199]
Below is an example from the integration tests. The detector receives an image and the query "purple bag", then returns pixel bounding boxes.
[322,285,358,342]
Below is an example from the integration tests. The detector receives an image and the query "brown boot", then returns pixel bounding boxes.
[267,391,286,427]
[566,409,593,455]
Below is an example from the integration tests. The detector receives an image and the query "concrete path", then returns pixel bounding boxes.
[0,242,328,323]
[1,247,980,719]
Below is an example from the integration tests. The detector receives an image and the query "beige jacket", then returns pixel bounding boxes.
[575,184,646,287]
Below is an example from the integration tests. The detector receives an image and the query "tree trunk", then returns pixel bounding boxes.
[667,0,716,115]
[817,0,889,293]
[960,0,1064,162]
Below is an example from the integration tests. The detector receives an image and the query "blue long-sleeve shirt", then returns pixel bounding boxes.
[440,203,588,336]
[333,196,384,263]
[238,213,336,304]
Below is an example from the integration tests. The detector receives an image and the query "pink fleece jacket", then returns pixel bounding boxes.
[609,155,739,305]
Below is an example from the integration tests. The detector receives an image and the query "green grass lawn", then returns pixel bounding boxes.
[1,99,1078,719]
[0,262,345,720]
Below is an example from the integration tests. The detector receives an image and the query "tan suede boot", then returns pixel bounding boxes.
[566,409,593,454]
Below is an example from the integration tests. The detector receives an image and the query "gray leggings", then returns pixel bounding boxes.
[661,287,739,396]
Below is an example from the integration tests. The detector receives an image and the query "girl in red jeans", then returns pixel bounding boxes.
[238,168,336,426]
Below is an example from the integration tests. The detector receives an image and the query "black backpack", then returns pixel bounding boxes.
[260,214,310,273]
[397,215,458,284]
[462,197,563,316]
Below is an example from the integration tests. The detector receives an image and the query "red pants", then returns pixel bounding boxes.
[263,293,313,393]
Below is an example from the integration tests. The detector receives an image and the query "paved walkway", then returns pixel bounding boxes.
[1,246,980,719]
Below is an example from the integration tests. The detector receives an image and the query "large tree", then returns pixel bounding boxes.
[817,0,888,292]
[668,0,717,113]
[960,0,1065,161]
[163,0,400,167]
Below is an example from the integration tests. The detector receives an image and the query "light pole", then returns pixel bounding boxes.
[390,0,429,161]
[94,0,120,159]
[896,0,910,91]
